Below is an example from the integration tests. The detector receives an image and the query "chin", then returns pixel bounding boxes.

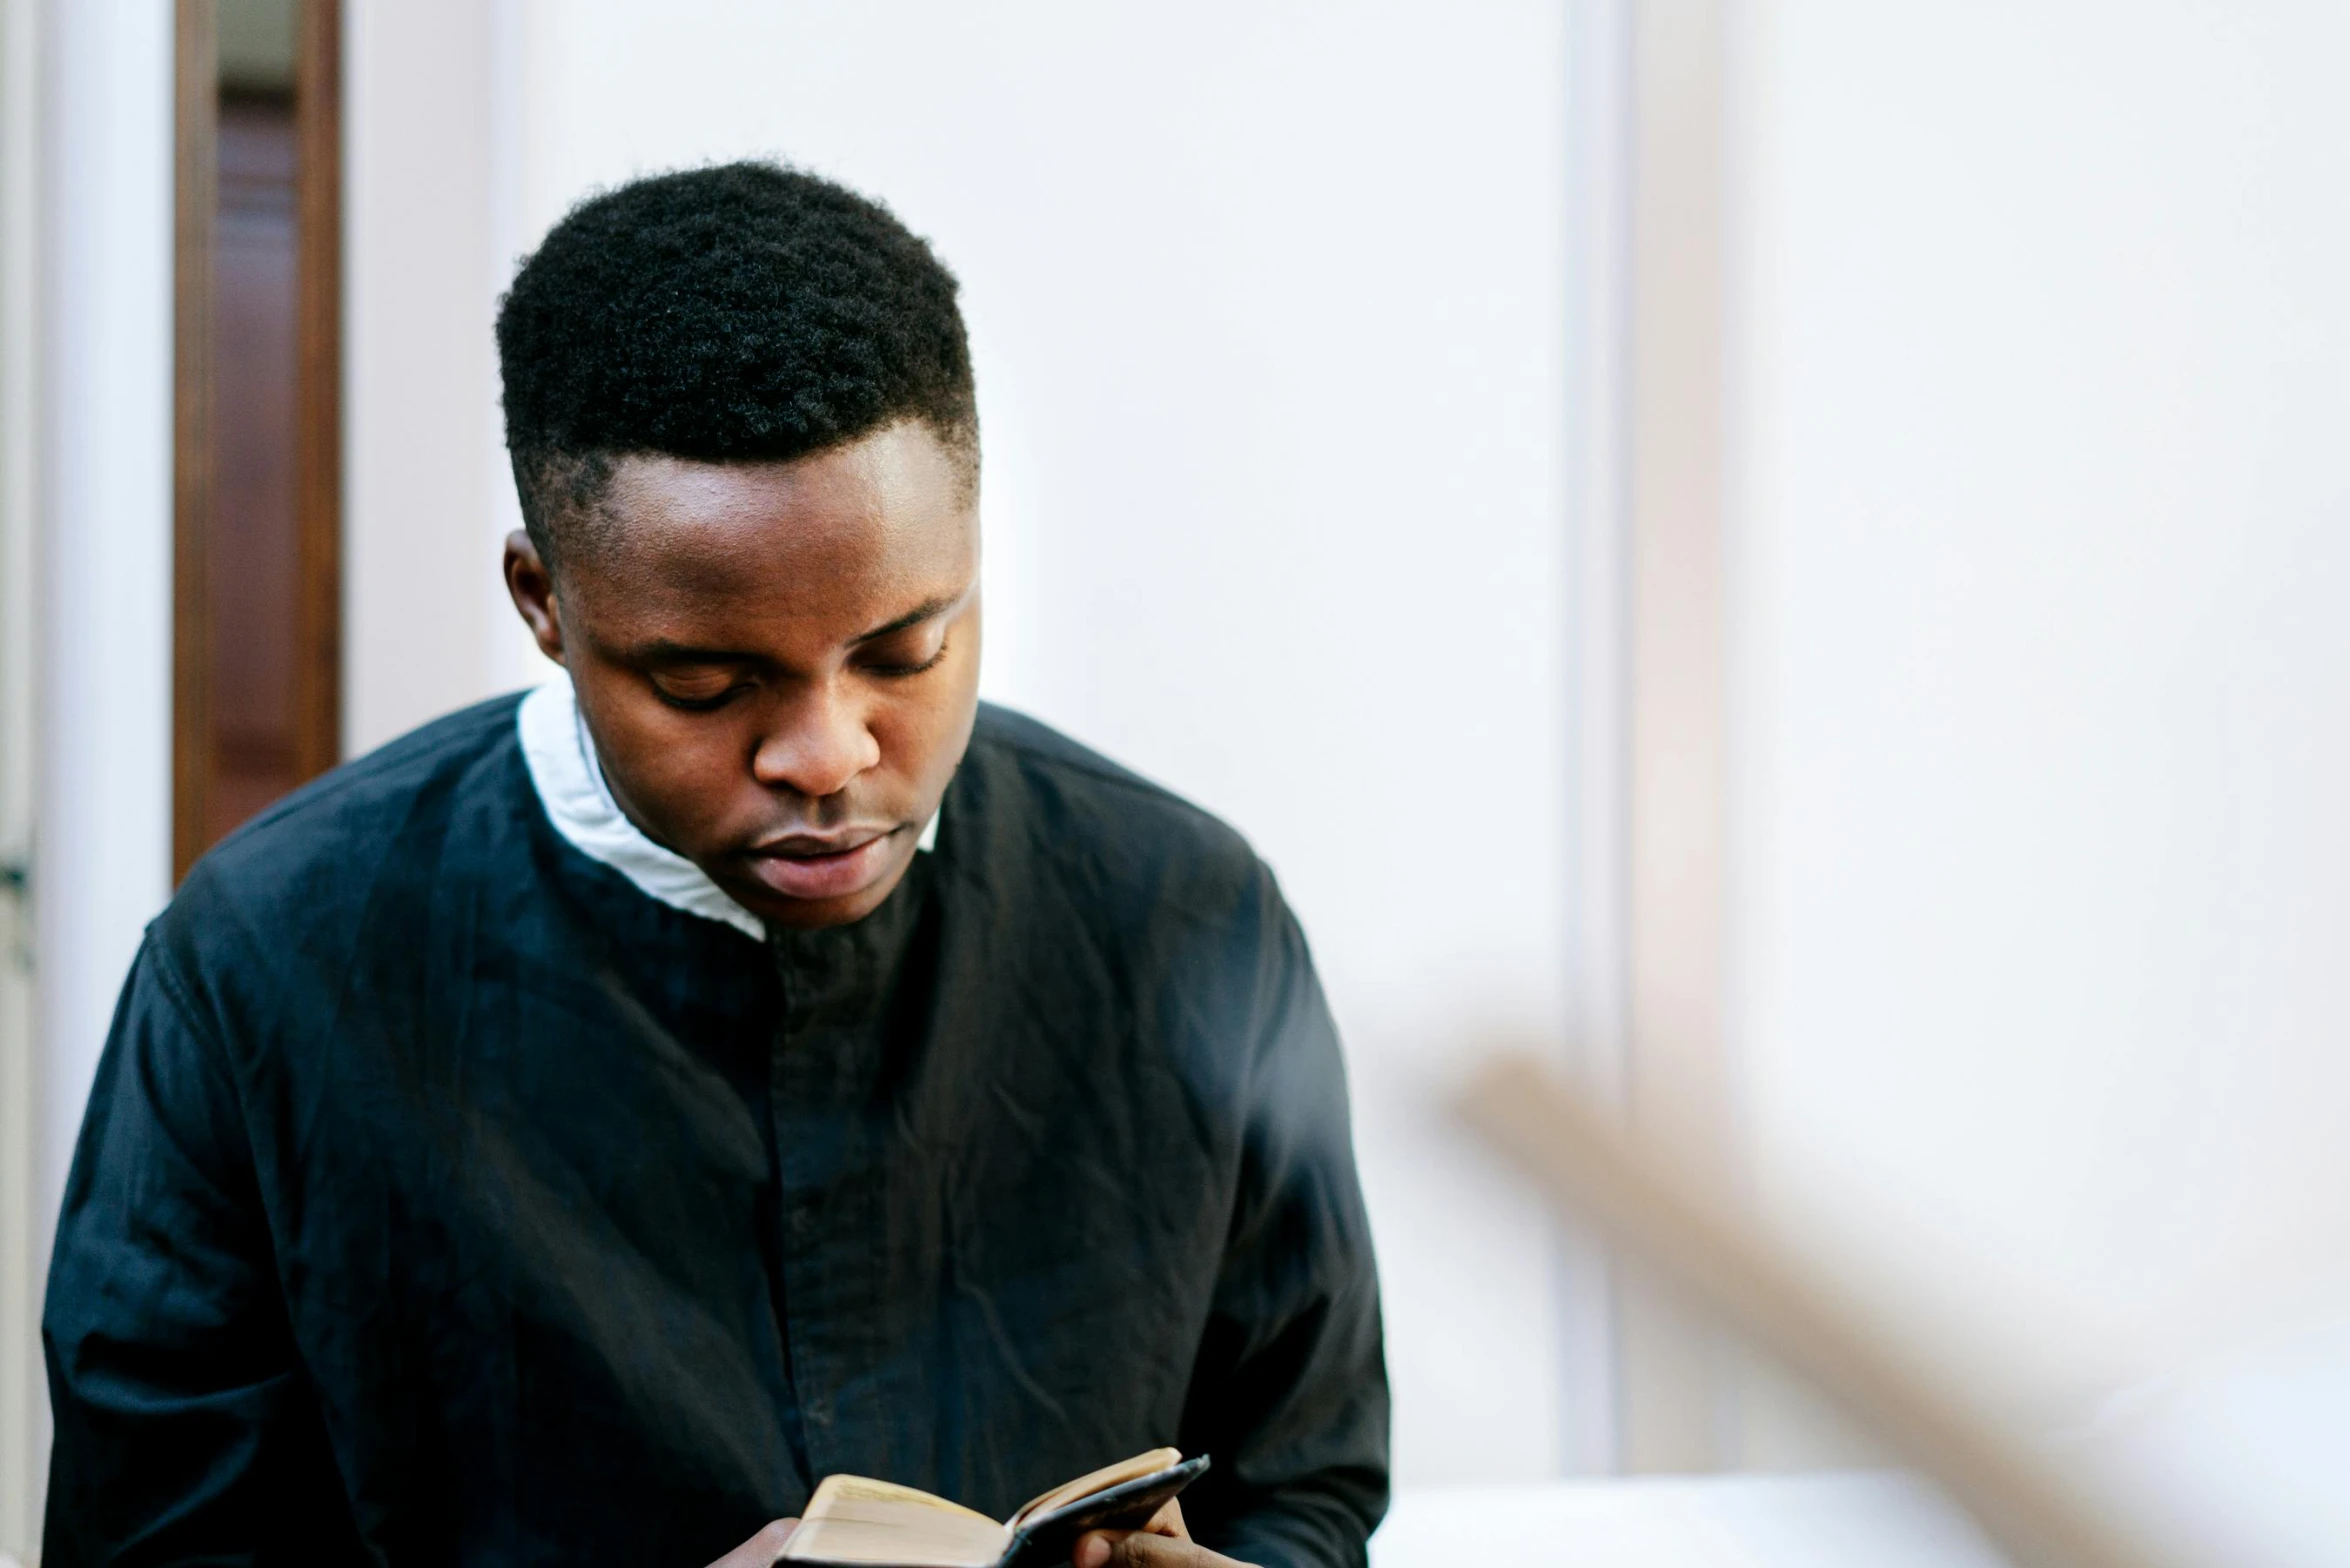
[753,890,888,931]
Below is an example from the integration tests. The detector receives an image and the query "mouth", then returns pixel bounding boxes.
[742,826,903,903]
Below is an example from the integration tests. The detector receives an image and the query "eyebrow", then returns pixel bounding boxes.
[631,639,758,665]
[628,592,965,666]
[852,593,960,644]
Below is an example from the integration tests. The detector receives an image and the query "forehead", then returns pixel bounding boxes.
[569,424,977,633]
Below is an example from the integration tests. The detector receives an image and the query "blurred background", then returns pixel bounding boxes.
[3,2,2349,1564]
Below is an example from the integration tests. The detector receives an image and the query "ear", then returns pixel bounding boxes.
[504,530,568,666]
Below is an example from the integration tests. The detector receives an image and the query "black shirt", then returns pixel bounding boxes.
[41,698,1389,1567]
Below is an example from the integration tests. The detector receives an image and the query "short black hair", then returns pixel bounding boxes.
[496,161,977,566]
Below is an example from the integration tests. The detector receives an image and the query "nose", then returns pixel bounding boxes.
[750,680,881,801]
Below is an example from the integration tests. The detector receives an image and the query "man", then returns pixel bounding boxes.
[42,164,1387,1567]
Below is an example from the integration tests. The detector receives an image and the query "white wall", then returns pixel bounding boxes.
[344,0,543,754]
[14,0,177,1550]
[32,0,174,1281]
[1726,0,2350,1433]
[0,0,42,1546]
[346,0,1587,1486]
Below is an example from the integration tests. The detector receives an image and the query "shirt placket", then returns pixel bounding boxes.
[769,923,878,1484]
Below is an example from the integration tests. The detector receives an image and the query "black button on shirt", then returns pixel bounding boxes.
[41,700,1390,1567]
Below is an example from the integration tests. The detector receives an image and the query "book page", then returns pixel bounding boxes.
[781,1475,1010,1567]
[1007,1448,1184,1534]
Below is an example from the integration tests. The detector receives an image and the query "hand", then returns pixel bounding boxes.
[1073,1500,1258,1568]
[706,1518,798,1568]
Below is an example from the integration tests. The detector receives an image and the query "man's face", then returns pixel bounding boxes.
[505,421,981,930]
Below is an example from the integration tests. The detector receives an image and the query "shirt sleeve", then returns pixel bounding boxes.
[41,937,358,1565]
[1179,887,1391,1568]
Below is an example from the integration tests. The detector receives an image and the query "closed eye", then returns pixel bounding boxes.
[650,673,755,711]
[861,635,951,679]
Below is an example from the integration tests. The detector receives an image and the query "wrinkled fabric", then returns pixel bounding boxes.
[43,698,1389,1568]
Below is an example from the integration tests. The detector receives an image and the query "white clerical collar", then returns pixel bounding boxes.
[517,675,938,943]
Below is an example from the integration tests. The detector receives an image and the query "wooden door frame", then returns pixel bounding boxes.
[171,0,340,882]
[291,0,342,788]
[170,0,215,883]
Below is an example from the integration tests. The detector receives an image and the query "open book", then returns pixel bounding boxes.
[777,1449,1210,1568]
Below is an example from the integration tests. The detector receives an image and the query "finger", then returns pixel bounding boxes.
[1073,1528,1222,1567]
[704,1517,799,1568]
[1074,1496,1192,1566]
[1142,1498,1189,1539]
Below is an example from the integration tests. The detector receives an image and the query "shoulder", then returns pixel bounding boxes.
[947,704,1312,1057]
[153,694,531,988]
[954,702,1272,923]
[190,692,528,886]
[949,707,1342,1146]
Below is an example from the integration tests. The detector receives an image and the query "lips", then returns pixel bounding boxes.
[743,827,901,903]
